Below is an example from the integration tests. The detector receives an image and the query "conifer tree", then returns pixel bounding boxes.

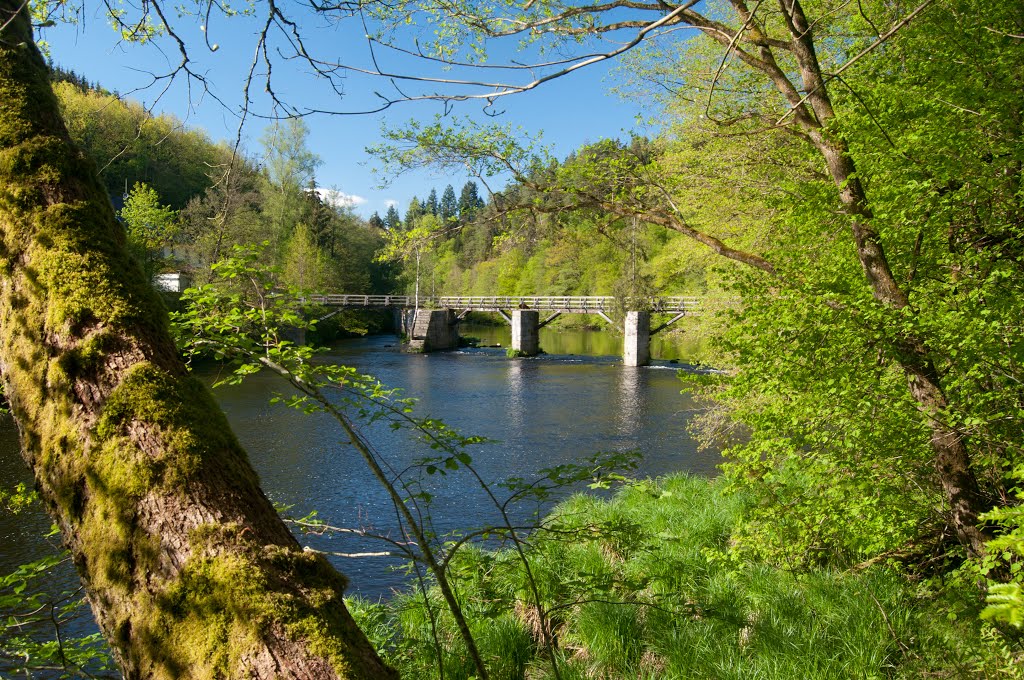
[383,204,402,231]
[440,184,458,223]
[458,181,485,223]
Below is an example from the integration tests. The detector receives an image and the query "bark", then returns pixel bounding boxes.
[0,3,396,677]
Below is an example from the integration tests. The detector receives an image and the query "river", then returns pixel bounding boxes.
[0,325,718,651]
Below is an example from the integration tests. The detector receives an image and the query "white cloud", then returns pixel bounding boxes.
[314,187,367,208]
[384,199,398,208]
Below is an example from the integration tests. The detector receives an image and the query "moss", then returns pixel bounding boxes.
[280,553,362,667]
[130,539,361,678]
[73,364,373,675]
[0,8,395,675]
[57,329,122,379]
[152,551,268,676]
[96,362,261,491]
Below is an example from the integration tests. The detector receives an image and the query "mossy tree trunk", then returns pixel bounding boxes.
[0,3,395,677]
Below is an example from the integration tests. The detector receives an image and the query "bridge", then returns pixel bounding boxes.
[304,294,702,366]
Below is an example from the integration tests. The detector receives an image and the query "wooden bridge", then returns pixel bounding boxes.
[303,294,703,366]
[304,294,700,314]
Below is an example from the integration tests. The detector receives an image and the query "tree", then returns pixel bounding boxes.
[0,2,393,676]
[177,154,266,277]
[439,184,458,224]
[258,117,322,253]
[378,214,444,310]
[425,188,439,216]
[302,181,336,255]
[282,222,331,291]
[458,181,484,224]
[368,211,385,231]
[403,196,426,229]
[383,204,402,231]
[119,181,177,278]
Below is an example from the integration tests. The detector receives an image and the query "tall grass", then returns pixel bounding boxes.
[347,474,1024,679]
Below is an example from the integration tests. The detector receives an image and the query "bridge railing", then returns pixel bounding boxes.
[304,294,413,307]
[434,296,702,313]
[303,294,702,313]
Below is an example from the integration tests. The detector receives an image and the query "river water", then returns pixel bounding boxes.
[1,325,718,634]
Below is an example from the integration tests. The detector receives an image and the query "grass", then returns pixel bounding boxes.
[347,474,1024,679]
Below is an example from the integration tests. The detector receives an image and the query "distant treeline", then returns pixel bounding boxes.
[48,63,395,305]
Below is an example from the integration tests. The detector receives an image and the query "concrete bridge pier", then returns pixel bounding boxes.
[624,311,651,367]
[407,309,459,352]
[511,310,540,356]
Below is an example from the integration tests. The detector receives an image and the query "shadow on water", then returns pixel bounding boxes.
[1,327,719,618]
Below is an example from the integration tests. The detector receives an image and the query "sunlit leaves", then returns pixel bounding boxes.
[119,181,177,251]
[0,500,115,677]
[0,483,38,514]
[370,115,550,182]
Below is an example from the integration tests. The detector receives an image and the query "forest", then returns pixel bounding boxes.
[1,0,1023,677]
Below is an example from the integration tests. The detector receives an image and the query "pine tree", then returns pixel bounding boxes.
[404,196,426,229]
[368,211,385,231]
[458,181,485,223]
[383,204,402,231]
[440,184,458,223]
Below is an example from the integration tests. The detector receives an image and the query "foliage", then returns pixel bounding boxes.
[1,553,117,678]
[52,79,227,209]
[350,474,1024,678]
[0,485,116,678]
[664,0,1024,574]
[982,474,1024,627]
[118,181,178,279]
[0,482,36,514]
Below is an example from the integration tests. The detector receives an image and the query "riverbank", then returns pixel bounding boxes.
[4,470,1015,678]
[347,473,1018,679]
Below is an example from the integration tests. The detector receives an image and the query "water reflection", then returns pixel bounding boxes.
[616,367,643,441]
[460,322,702,362]
[506,358,527,434]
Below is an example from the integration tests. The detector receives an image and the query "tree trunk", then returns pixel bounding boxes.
[813,135,989,555]
[677,0,991,553]
[0,3,395,677]
[775,0,991,555]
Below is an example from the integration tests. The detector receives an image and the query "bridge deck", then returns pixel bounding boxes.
[304,294,701,313]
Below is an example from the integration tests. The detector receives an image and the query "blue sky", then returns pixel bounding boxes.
[40,4,660,219]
